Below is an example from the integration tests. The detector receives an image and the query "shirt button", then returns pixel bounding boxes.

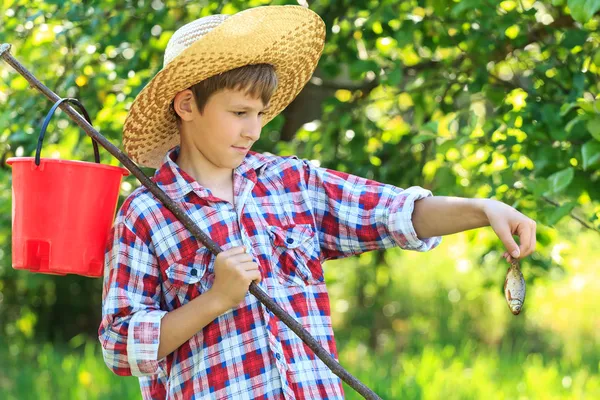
[286,238,294,244]
[190,268,198,276]
[275,353,281,360]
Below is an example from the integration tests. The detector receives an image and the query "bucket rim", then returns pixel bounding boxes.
[6,157,130,176]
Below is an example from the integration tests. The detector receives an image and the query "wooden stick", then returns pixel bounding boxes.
[0,43,381,400]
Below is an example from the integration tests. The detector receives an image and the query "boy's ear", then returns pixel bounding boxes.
[173,89,197,121]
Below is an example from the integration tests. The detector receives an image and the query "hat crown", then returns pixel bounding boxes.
[163,14,230,67]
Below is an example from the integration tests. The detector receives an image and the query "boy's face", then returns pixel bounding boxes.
[175,88,268,171]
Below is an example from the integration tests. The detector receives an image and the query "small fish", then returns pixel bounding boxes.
[504,259,526,315]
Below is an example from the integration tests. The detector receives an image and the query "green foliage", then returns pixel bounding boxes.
[568,0,600,24]
[2,340,599,399]
[0,338,140,399]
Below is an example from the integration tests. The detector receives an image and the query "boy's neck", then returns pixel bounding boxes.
[175,146,234,195]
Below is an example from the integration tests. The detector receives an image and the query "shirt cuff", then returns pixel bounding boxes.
[127,309,169,376]
[388,186,442,251]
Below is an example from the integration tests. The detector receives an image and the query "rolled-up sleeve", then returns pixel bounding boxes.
[386,185,442,251]
[299,159,441,259]
[98,220,168,377]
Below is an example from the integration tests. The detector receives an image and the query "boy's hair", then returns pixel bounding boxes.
[172,63,278,123]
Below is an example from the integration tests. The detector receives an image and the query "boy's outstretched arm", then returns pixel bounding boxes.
[298,159,442,258]
[412,196,537,261]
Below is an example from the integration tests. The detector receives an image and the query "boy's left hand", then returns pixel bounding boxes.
[482,199,537,263]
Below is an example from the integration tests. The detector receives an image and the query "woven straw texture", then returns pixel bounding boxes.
[122,5,326,168]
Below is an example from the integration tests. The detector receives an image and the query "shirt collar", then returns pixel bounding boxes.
[152,145,271,201]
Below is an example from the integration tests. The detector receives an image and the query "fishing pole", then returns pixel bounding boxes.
[0,43,382,400]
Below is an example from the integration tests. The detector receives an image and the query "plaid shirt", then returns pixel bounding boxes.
[98,145,441,399]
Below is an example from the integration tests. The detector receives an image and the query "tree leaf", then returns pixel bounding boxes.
[546,167,574,194]
[586,116,600,141]
[582,140,600,170]
[411,132,437,144]
[561,29,588,49]
[525,178,550,198]
[451,0,481,17]
[547,202,577,226]
[565,115,583,133]
[559,102,578,117]
[568,0,600,24]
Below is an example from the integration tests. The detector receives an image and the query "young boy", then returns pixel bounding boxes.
[99,5,536,400]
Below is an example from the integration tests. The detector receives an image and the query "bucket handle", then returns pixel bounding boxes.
[35,98,100,166]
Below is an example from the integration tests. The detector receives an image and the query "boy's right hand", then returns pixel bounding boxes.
[211,245,262,310]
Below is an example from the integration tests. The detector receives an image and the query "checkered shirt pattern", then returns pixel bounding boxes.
[98,145,441,399]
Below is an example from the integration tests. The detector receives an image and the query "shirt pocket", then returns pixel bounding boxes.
[267,223,323,286]
[165,247,215,300]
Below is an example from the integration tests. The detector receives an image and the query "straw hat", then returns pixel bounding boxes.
[122,5,326,168]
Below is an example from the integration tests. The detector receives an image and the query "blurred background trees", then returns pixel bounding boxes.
[1,0,599,398]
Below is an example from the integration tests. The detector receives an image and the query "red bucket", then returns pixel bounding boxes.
[5,98,129,277]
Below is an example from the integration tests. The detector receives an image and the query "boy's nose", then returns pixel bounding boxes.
[243,119,262,141]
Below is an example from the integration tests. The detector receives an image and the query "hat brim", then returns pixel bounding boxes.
[122,5,326,168]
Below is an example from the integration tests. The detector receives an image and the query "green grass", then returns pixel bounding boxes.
[0,339,140,400]
[1,338,598,399]
[339,343,600,399]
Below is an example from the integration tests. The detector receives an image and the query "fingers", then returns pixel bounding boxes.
[529,221,537,256]
[502,220,537,263]
[495,222,521,260]
[220,245,247,256]
[247,269,262,284]
[224,245,260,283]
[244,260,261,282]
[516,219,537,258]
[227,252,254,264]
[516,222,531,258]
[218,246,253,265]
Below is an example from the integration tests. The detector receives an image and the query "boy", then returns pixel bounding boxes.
[99,5,536,400]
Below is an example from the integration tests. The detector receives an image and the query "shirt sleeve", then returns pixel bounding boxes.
[98,220,168,377]
[299,159,442,260]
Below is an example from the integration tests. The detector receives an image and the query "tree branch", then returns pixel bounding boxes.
[540,195,600,234]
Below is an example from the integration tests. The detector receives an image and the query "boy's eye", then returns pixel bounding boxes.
[233,111,266,116]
